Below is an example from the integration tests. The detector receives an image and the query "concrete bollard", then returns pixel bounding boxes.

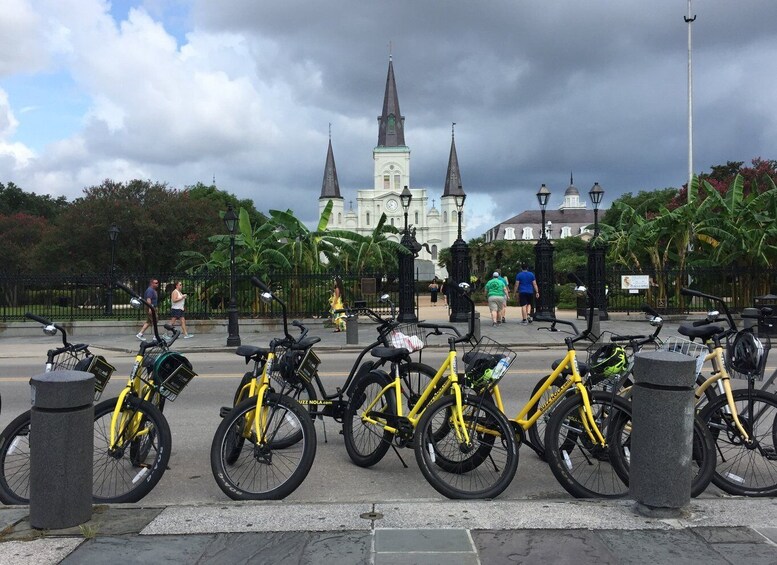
[346,314,359,345]
[473,312,481,341]
[589,308,603,345]
[29,370,94,530]
[629,351,696,517]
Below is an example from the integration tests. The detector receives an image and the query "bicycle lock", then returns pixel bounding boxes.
[630,351,696,517]
[29,370,94,529]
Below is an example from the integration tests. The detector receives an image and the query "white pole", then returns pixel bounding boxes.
[685,0,696,201]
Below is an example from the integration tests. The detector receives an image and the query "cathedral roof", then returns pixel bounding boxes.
[377,57,406,147]
[442,126,465,197]
[319,138,342,199]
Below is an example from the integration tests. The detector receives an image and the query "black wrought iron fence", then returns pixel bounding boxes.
[0,271,400,323]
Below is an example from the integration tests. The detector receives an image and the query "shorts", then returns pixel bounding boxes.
[145,308,154,324]
[519,292,533,306]
[488,295,506,312]
[171,308,184,319]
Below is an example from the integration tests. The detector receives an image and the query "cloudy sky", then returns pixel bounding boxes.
[2,0,776,237]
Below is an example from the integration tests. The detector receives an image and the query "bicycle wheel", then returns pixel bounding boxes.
[0,410,32,505]
[414,393,519,499]
[211,393,316,500]
[699,388,777,496]
[526,374,566,461]
[544,391,632,498]
[342,371,396,467]
[93,396,172,503]
[399,362,438,413]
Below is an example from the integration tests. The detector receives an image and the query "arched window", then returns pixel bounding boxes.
[383,175,390,190]
[394,174,400,189]
[366,212,370,226]
[521,227,533,240]
[390,217,394,226]
[431,245,438,260]
[414,211,419,225]
[504,227,516,240]
[443,211,448,223]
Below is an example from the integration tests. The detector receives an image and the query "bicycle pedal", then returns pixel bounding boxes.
[219,406,232,418]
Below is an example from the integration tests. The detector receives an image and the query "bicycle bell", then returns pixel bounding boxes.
[129,297,144,309]
[43,324,57,336]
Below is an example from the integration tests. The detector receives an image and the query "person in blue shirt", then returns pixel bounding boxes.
[136,278,159,340]
[513,264,539,325]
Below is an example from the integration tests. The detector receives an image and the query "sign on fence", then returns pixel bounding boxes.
[621,275,649,291]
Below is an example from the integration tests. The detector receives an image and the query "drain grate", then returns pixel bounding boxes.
[360,511,384,521]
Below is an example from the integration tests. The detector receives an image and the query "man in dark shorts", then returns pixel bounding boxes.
[513,264,539,325]
[136,278,159,340]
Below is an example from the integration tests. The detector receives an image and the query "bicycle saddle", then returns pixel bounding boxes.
[235,345,270,361]
[550,358,589,377]
[678,323,724,341]
[291,336,321,350]
[370,346,410,361]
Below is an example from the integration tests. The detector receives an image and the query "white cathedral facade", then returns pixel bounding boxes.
[318,57,466,280]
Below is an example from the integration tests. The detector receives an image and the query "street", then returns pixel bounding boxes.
[1,348,589,504]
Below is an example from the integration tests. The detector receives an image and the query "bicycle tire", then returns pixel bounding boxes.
[93,396,172,503]
[210,393,316,500]
[699,388,777,496]
[526,374,567,461]
[0,410,32,505]
[608,413,716,498]
[414,393,519,499]
[399,362,438,413]
[342,371,396,467]
[544,391,632,498]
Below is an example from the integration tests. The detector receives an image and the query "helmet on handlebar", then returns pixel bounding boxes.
[588,344,627,383]
[728,331,764,376]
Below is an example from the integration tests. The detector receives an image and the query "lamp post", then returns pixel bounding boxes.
[105,224,120,315]
[224,204,241,346]
[586,182,608,320]
[449,192,470,322]
[533,185,555,318]
[398,186,417,322]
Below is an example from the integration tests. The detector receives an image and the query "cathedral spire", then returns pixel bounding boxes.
[377,56,405,147]
[319,129,342,199]
[443,123,465,197]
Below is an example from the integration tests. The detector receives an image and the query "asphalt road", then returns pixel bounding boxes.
[0,348,595,504]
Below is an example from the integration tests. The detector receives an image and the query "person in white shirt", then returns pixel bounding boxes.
[169,281,193,338]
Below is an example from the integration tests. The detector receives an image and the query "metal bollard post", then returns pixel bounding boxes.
[589,308,602,345]
[29,370,94,530]
[346,314,359,345]
[473,312,481,341]
[630,351,696,517]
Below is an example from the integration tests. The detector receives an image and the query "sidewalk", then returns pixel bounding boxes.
[1,498,776,564]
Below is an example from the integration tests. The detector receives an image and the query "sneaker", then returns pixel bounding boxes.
[501,317,506,323]
[492,322,498,327]
[527,316,533,324]
[136,333,144,340]
[184,334,193,339]
[521,319,528,325]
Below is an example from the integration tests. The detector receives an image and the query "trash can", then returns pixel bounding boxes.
[754,295,777,336]
[29,370,94,530]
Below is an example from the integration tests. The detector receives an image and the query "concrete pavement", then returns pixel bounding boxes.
[2,300,776,564]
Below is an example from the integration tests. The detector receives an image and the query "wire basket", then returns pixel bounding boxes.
[386,323,426,352]
[726,332,770,381]
[584,339,630,388]
[462,336,516,392]
[270,346,311,385]
[659,336,709,376]
[52,348,116,401]
[51,347,90,371]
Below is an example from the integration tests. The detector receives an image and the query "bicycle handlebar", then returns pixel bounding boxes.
[680,287,737,330]
[25,312,69,347]
[115,283,162,342]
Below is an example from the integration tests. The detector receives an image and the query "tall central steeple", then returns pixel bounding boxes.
[377,56,405,147]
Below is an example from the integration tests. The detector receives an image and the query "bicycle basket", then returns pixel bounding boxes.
[387,323,425,353]
[52,348,90,371]
[726,331,769,380]
[270,346,307,385]
[152,351,196,401]
[659,336,709,376]
[462,336,516,392]
[586,342,628,387]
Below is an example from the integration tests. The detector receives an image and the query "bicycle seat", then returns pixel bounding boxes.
[678,323,724,341]
[370,346,410,361]
[235,345,270,361]
[291,336,321,350]
[550,358,589,377]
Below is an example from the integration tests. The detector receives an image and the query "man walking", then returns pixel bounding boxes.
[136,278,159,340]
[485,271,507,327]
[514,264,539,325]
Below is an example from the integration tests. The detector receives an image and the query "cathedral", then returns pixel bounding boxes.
[318,57,466,279]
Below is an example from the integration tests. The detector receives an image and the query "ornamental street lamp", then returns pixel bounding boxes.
[224,204,241,346]
[398,186,418,322]
[587,182,608,320]
[533,184,555,318]
[105,224,120,315]
[449,191,470,322]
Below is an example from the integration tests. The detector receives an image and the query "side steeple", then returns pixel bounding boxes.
[442,123,465,197]
[377,56,406,147]
[319,126,342,200]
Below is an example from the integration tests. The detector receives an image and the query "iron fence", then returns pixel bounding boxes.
[0,271,401,323]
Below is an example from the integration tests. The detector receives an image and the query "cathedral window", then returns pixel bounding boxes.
[504,227,515,240]
[560,226,571,238]
[443,211,448,223]
[415,211,419,224]
[338,212,342,224]
[387,114,396,134]
[521,227,533,240]
[431,245,438,260]
[366,212,370,226]
[384,175,390,190]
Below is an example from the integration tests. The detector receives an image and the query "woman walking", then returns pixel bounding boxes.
[330,277,347,332]
[169,281,193,338]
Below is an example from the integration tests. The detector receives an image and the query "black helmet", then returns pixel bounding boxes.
[588,344,627,383]
[728,332,764,376]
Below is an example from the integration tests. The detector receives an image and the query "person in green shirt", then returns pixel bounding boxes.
[485,271,507,327]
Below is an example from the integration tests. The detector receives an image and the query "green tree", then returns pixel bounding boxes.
[0,182,69,219]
